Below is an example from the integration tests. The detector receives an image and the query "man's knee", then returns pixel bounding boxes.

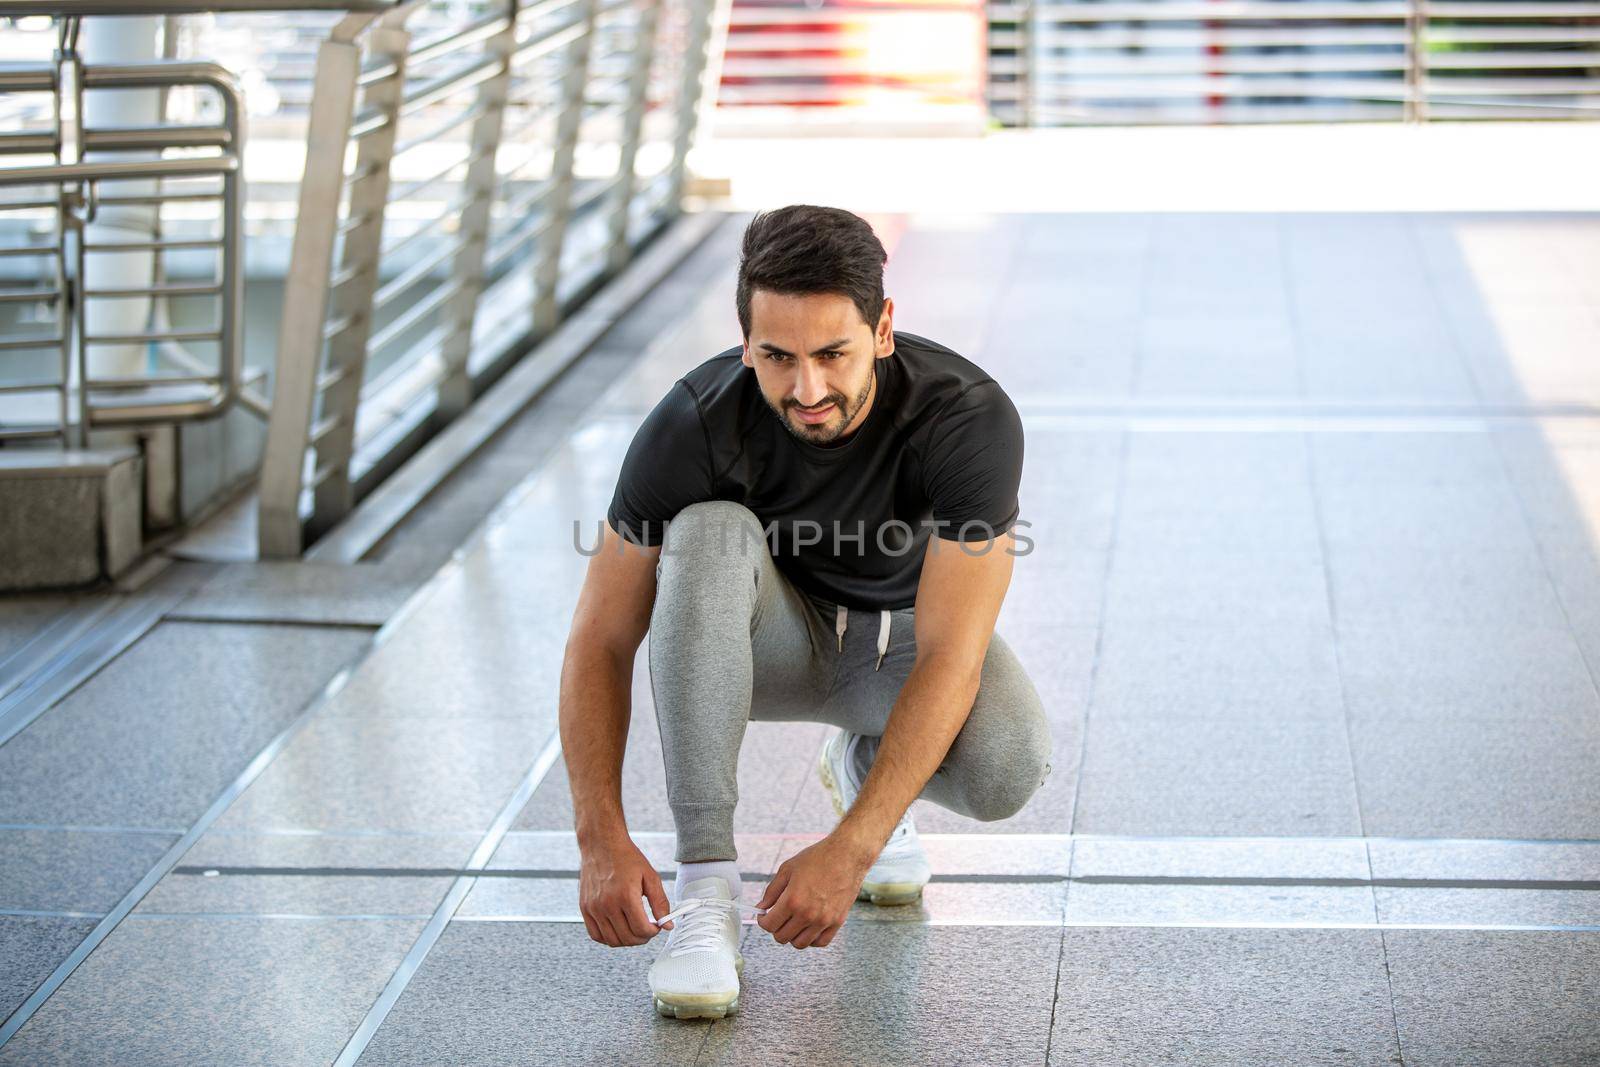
[965,712,1052,822]
[657,500,767,573]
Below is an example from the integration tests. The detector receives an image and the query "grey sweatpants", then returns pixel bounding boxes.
[648,500,1053,863]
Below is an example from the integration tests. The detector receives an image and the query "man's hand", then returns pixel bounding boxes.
[578,835,673,947]
[755,833,875,949]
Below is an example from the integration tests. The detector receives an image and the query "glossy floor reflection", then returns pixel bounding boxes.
[4,211,1600,1064]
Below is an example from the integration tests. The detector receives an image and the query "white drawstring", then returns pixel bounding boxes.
[834,604,892,671]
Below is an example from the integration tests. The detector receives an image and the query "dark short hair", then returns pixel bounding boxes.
[736,205,887,339]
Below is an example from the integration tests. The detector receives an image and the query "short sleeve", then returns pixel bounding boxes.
[922,381,1024,542]
[606,380,714,546]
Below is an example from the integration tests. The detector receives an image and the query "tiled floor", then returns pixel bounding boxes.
[4,211,1600,1064]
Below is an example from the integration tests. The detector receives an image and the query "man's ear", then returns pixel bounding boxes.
[876,296,895,356]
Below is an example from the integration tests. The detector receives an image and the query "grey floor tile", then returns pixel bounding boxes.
[0,915,96,1022]
[1102,546,1332,625]
[699,924,1061,1066]
[1336,621,1600,723]
[1049,927,1399,1065]
[1371,839,1600,928]
[214,715,554,833]
[1311,431,1511,490]
[172,561,421,626]
[0,915,425,1066]
[134,832,481,917]
[1122,431,1310,490]
[0,622,368,828]
[1067,835,1376,926]
[1325,542,1570,629]
[998,552,1106,627]
[1073,716,1362,836]
[356,921,708,1066]
[1316,482,1537,553]
[1090,617,1344,721]
[1351,716,1600,839]
[0,829,177,912]
[1384,930,1600,1065]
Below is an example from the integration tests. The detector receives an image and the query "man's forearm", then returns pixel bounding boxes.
[559,641,635,847]
[833,650,982,857]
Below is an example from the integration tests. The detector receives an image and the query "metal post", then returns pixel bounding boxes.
[1405,0,1429,123]
[531,0,599,336]
[258,16,372,558]
[307,13,410,542]
[436,1,520,421]
[603,0,660,275]
[664,0,716,213]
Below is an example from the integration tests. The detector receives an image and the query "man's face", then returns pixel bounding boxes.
[742,290,895,446]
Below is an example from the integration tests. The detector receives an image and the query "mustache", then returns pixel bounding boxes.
[786,396,844,412]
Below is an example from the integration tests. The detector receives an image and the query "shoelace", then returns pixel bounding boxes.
[650,896,769,957]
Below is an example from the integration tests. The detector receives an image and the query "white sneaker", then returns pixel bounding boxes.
[818,729,932,906]
[647,875,762,1019]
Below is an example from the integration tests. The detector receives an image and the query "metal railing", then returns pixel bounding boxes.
[0,28,245,446]
[256,0,716,555]
[988,0,1600,125]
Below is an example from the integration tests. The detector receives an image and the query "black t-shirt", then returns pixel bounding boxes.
[606,330,1024,610]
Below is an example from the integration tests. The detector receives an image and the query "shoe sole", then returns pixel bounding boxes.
[652,954,744,1019]
[818,738,926,907]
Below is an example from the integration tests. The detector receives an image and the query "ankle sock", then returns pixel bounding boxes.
[676,859,741,899]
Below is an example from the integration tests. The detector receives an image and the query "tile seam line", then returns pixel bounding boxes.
[162,868,1600,891]
[329,731,564,1067]
[0,383,584,1047]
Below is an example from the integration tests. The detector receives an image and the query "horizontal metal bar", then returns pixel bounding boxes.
[0,426,66,441]
[356,60,402,90]
[0,378,66,392]
[83,328,221,345]
[0,334,64,351]
[0,132,60,154]
[322,312,362,343]
[377,204,462,261]
[510,17,589,67]
[391,103,490,159]
[0,156,237,187]
[0,245,58,258]
[86,372,222,389]
[397,54,504,119]
[84,237,225,253]
[364,277,459,354]
[83,281,222,298]
[0,66,55,94]
[386,149,473,203]
[0,287,60,303]
[94,189,226,206]
[371,238,459,312]
[81,124,233,152]
[316,364,353,393]
[3,0,391,13]
[407,11,511,69]
[988,26,1413,49]
[309,412,345,448]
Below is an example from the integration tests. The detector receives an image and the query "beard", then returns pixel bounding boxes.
[766,364,876,446]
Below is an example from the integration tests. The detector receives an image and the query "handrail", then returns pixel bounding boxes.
[257,0,718,555]
[0,57,245,443]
